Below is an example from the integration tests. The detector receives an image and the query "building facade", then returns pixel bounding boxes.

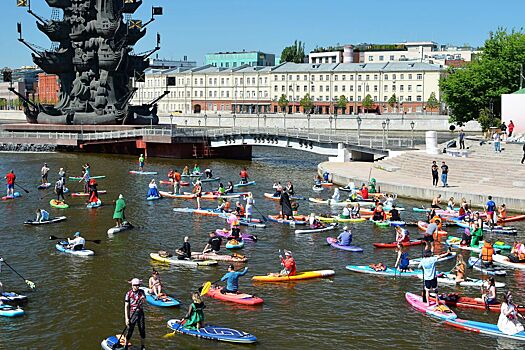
[205,51,275,68]
[131,61,444,116]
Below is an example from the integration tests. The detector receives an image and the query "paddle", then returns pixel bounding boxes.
[0,259,36,289]
[14,183,29,193]
[113,298,144,349]
[420,243,426,303]
[49,235,101,244]
[252,205,267,222]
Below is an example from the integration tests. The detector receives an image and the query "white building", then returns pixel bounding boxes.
[308,45,354,64]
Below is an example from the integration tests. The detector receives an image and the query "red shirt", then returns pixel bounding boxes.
[281,257,297,276]
[5,173,15,185]
[125,289,146,313]
[361,187,369,199]
[174,172,181,182]
[240,170,248,178]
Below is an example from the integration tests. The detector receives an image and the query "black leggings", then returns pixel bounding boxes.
[432,174,438,186]
[56,189,65,201]
[127,311,146,340]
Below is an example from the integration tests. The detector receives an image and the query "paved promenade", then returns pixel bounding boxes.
[319,139,525,211]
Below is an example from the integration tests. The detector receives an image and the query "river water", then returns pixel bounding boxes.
[0,147,524,349]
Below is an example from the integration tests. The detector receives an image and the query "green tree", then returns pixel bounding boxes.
[280,40,306,63]
[426,92,439,115]
[336,95,348,113]
[299,93,314,114]
[440,28,525,125]
[362,94,373,112]
[387,94,397,110]
[278,94,289,115]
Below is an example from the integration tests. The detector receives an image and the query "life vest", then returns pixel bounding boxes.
[430,216,442,230]
[481,243,494,262]
[282,257,297,276]
[224,201,231,211]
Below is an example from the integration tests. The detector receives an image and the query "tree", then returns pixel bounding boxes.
[280,40,306,63]
[387,94,397,111]
[426,92,439,115]
[299,93,314,114]
[362,94,373,112]
[278,94,289,115]
[336,95,348,114]
[477,107,499,131]
[441,28,525,125]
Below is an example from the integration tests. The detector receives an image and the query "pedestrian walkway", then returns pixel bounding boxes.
[319,138,525,211]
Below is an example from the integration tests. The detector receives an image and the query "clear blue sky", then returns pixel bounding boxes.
[1,0,524,68]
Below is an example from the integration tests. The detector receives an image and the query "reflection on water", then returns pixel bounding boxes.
[0,147,524,349]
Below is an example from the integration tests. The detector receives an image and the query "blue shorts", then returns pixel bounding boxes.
[486,297,497,305]
[139,162,144,167]
[7,184,14,190]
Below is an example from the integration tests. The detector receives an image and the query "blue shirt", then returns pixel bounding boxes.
[418,256,438,280]
[486,200,496,212]
[221,267,248,292]
[337,230,352,246]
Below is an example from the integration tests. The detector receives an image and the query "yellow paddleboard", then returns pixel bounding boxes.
[252,270,335,282]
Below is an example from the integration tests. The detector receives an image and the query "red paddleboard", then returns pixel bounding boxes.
[440,294,525,313]
[498,214,525,223]
[159,180,190,186]
[373,240,423,248]
[206,286,263,305]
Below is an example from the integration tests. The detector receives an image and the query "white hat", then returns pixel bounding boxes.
[119,194,124,199]
[284,250,292,256]
[343,226,348,231]
[130,278,141,285]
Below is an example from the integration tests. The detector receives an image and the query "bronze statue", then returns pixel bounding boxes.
[15,0,164,125]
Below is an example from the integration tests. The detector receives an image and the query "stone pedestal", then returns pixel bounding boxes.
[425,130,439,154]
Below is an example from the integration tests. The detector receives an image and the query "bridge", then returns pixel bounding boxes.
[0,126,413,161]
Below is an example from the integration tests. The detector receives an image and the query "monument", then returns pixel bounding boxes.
[13,0,166,125]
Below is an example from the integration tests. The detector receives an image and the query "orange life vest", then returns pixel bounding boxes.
[481,242,494,263]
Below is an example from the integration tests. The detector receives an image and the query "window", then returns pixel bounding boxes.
[416,95,422,102]
[399,96,403,102]
[296,75,300,81]
[274,86,278,92]
[225,62,229,67]
[221,78,224,84]
[335,75,338,81]
[408,74,412,79]
[368,55,373,61]
[392,85,396,92]
[400,74,404,80]
[326,74,329,80]
[213,91,217,97]
[281,75,285,81]
[342,86,346,92]
[312,75,315,81]
[288,85,292,91]
[374,74,378,80]
[400,85,404,92]
[233,62,237,67]
[390,55,395,60]
[349,86,353,92]
[416,85,422,92]
[358,96,361,102]
[320,86,324,92]
[374,85,378,92]
[365,85,369,92]
[408,85,412,92]
[221,91,224,97]
[357,85,361,92]
[304,85,307,92]
[235,78,238,84]
[194,90,197,97]
[304,75,307,80]
[379,55,384,61]
[358,75,362,80]
[320,75,323,81]
[200,91,203,97]
[349,96,354,102]
[274,75,278,81]
[240,78,243,85]
[326,85,329,91]
[326,96,329,101]
[265,77,268,84]
[407,96,412,102]
[334,86,338,92]
[342,75,346,80]
[319,96,323,101]
[281,85,285,91]
[311,86,315,92]
[208,78,212,85]
[384,74,388,80]
[350,75,354,80]
[252,77,255,84]
[194,78,198,84]
[392,74,396,80]
[417,74,423,80]
[288,75,292,80]
[366,75,370,80]
[374,96,377,101]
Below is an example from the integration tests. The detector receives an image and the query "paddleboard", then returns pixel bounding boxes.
[267,215,307,225]
[0,292,28,304]
[345,265,420,277]
[69,175,106,181]
[107,222,133,234]
[128,171,158,175]
[0,304,24,317]
[191,252,248,263]
[50,199,68,209]
[71,190,107,197]
[206,286,263,306]
[439,294,525,313]
[139,287,180,307]
[498,214,525,223]
[312,186,323,192]
[326,237,363,252]
[150,253,218,267]
[225,240,245,249]
[493,254,525,270]
[295,224,337,234]
[146,196,161,201]
[86,199,102,208]
[408,252,457,267]
[215,229,257,241]
[24,216,67,225]
[373,240,423,248]
[416,272,505,288]
[37,183,51,189]
[201,177,220,183]
[445,318,525,341]
[405,292,457,321]
[2,192,21,201]
[252,270,335,282]
[101,336,139,350]
[55,242,94,256]
[167,319,257,343]
[467,257,507,276]
[233,181,256,188]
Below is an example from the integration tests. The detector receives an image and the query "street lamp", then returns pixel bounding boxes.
[381,120,387,149]
[169,113,173,135]
[385,118,390,141]
[264,114,267,127]
[233,114,237,128]
[410,120,415,147]
[204,114,208,127]
[356,115,362,144]
[307,113,311,131]
[329,115,333,135]
[218,113,221,128]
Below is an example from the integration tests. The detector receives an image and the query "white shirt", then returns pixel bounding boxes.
[342,207,351,216]
[68,237,86,247]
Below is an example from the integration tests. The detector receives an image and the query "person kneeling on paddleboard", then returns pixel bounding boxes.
[204,168,213,179]
[203,232,222,254]
[176,237,191,260]
[148,269,162,300]
[220,265,248,294]
[270,250,296,277]
[125,278,146,350]
[147,179,160,198]
[180,292,205,330]
[337,227,352,246]
[395,227,410,243]
[35,208,50,223]
[67,232,85,251]
[394,243,412,272]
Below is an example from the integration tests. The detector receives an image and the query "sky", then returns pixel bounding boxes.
[1,0,524,68]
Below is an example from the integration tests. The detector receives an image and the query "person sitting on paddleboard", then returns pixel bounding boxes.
[497,291,525,336]
[67,232,85,251]
[390,205,401,222]
[216,198,228,212]
[125,278,147,350]
[480,240,495,268]
[4,170,16,197]
[217,183,226,196]
[147,179,160,198]
[204,168,212,179]
[475,276,497,306]
[228,214,241,241]
[220,265,248,294]
[234,201,245,216]
[286,181,294,196]
[313,175,322,188]
[180,292,205,330]
[113,194,126,228]
[192,163,200,175]
[239,167,249,184]
[182,165,189,175]
[394,243,412,272]
[245,192,254,220]
[277,250,296,277]
[341,204,352,219]
[225,181,234,194]
[509,241,525,263]
[308,213,323,229]
[351,203,361,218]
[55,177,65,201]
[203,231,222,254]
[372,205,386,222]
[322,171,330,182]
[451,254,466,282]
[41,163,49,184]
[138,154,145,171]
[431,194,442,209]
[498,204,507,221]
[35,208,49,222]
[395,226,410,243]
[176,236,191,260]
[470,223,484,248]
[337,227,352,246]
[447,197,455,211]
[272,182,283,197]
[148,269,162,300]
[360,184,369,200]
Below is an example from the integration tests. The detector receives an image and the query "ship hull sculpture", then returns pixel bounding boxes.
[16,0,164,125]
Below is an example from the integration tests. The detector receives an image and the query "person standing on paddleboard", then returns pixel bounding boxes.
[78,169,90,194]
[138,154,145,171]
[4,170,16,197]
[220,265,248,294]
[193,180,202,210]
[239,167,249,184]
[485,195,497,228]
[203,231,222,254]
[423,221,437,253]
[55,177,65,201]
[245,192,254,220]
[113,194,126,228]
[173,169,182,195]
[41,163,50,185]
[418,249,450,306]
[124,278,146,350]
[280,191,293,220]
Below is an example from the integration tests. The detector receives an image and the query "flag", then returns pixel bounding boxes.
[152,7,163,15]
[128,20,142,30]
[17,0,28,7]
[3,70,12,83]
[166,77,176,86]
[134,71,145,83]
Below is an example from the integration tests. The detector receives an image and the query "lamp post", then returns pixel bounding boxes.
[307,113,311,131]
[169,113,173,135]
[218,113,221,128]
[329,115,333,135]
[233,114,237,128]
[410,120,415,147]
[257,113,260,131]
[356,115,362,145]
[385,117,390,141]
[381,120,386,149]
[204,114,207,127]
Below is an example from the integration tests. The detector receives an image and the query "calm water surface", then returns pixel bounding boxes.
[0,147,524,349]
